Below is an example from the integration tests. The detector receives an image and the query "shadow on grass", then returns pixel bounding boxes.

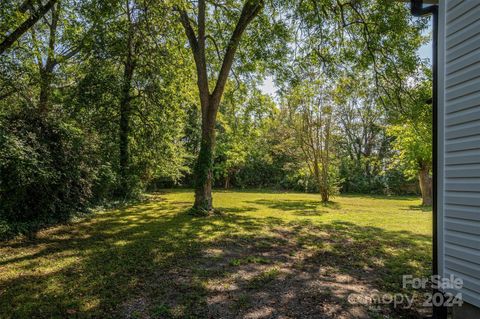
[247,199,340,216]
[215,206,259,214]
[0,196,431,319]
[403,205,432,213]
[341,193,420,201]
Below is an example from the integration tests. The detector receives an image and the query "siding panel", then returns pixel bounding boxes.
[447,6,480,36]
[445,231,480,251]
[447,1,479,23]
[446,137,480,152]
[445,61,480,88]
[446,49,480,75]
[445,259,480,280]
[443,1,480,308]
[446,37,480,62]
[445,91,480,114]
[447,19,480,50]
[446,108,480,126]
[445,204,480,221]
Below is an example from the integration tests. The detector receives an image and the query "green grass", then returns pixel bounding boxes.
[0,190,432,318]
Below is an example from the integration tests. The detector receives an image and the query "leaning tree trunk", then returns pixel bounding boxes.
[418,162,432,206]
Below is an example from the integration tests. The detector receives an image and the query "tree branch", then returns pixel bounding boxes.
[211,0,264,106]
[0,0,58,55]
[177,8,199,56]
[176,4,209,111]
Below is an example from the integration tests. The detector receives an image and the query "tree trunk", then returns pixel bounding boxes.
[418,162,432,206]
[312,159,329,203]
[320,187,329,203]
[119,52,135,196]
[38,69,52,113]
[193,104,217,211]
[224,173,230,189]
[35,2,60,115]
[320,164,329,203]
[117,1,137,197]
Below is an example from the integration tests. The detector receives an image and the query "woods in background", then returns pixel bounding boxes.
[0,0,432,237]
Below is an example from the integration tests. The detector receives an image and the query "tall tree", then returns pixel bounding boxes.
[117,0,139,197]
[35,1,60,113]
[176,0,264,213]
[286,77,338,202]
[77,0,193,197]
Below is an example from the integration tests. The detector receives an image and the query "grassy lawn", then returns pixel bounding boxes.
[0,190,432,319]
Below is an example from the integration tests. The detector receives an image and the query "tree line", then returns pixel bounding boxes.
[0,0,431,237]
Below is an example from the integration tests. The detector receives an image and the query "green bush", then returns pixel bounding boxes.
[0,110,100,238]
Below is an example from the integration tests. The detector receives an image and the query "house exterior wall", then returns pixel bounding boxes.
[439,0,480,310]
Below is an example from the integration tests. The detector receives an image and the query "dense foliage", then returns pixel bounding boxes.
[0,110,99,237]
[0,0,432,237]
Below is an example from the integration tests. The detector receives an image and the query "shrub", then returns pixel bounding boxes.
[0,110,99,238]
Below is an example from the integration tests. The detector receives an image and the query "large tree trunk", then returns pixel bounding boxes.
[117,2,137,197]
[319,164,329,203]
[320,166,329,203]
[193,107,217,210]
[418,162,432,206]
[320,187,329,203]
[320,113,332,203]
[118,45,135,196]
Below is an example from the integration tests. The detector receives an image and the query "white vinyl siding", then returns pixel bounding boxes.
[440,0,480,308]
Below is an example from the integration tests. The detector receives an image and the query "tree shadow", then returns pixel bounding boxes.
[216,206,259,214]
[402,205,432,213]
[341,194,420,201]
[247,199,339,216]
